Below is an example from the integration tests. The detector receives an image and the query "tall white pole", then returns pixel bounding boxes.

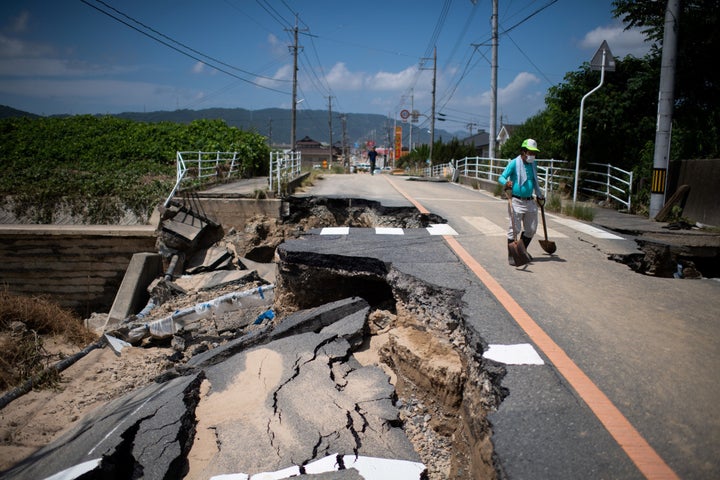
[649,0,680,218]
[574,49,606,203]
[489,0,498,159]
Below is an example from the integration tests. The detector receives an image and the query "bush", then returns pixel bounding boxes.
[0,290,97,390]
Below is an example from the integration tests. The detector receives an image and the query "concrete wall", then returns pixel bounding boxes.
[0,226,157,317]
[0,195,286,318]
[195,198,283,231]
[669,158,720,227]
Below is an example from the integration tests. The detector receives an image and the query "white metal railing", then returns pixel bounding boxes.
[164,151,245,207]
[429,156,632,210]
[584,162,633,211]
[269,150,302,196]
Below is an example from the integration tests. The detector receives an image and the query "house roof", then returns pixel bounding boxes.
[461,130,490,147]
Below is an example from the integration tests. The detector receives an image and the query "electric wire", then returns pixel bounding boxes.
[80,0,291,96]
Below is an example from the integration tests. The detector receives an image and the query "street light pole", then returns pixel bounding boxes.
[574,40,614,203]
[429,46,437,164]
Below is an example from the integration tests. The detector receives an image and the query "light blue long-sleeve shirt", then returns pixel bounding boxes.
[498,156,543,198]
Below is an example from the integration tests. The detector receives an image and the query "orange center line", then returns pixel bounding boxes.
[385,175,679,480]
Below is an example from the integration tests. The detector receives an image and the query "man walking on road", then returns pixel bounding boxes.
[368,146,378,175]
[499,138,545,265]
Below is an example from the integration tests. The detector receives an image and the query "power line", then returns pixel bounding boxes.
[80,0,291,96]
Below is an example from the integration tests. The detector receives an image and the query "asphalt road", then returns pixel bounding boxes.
[300,173,720,480]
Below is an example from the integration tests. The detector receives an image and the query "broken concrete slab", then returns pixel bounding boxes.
[186,297,370,368]
[239,256,278,284]
[0,371,204,480]
[185,245,233,274]
[187,329,420,478]
[4,296,419,480]
[173,269,261,293]
[105,252,163,330]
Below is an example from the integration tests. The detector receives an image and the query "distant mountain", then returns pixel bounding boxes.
[114,107,463,148]
[0,105,41,120]
[1,105,465,148]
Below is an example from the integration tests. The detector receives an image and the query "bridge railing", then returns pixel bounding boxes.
[426,156,632,210]
[164,151,245,207]
[269,150,302,196]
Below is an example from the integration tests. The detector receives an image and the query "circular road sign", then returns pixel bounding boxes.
[400,109,410,120]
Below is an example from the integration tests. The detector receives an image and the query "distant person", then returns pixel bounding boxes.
[498,138,545,265]
[367,146,378,175]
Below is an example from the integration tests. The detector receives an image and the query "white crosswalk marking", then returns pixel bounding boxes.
[483,344,545,365]
[549,216,624,239]
[375,227,404,235]
[462,216,506,236]
[463,216,569,238]
[320,227,349,235]
[317,225,458,236]
[426,224,458,236]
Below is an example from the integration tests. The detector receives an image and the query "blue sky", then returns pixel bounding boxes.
[0,1,650,133]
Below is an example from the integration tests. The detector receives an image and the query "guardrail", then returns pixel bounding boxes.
[583,162,633,211]
[426,156,632,211]
[164,151,246,207]
[269,150,302,196]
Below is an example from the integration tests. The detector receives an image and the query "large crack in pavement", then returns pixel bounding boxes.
[1,198,508,480]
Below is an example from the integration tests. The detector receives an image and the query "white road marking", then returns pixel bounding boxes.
[462,216,506,236]
[320,227,349,235]
[426,224,458,236]
[549,216,624,239]
[483,344,545,365]
[376,227,404,235]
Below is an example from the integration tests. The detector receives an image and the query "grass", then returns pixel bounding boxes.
[563,201,595,221]
[0,290,98,391]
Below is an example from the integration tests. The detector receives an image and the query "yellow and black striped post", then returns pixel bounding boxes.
[651,168,667,194]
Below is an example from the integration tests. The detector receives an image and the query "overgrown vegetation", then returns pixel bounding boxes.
[0,290,98,391]
[0,116,270,223]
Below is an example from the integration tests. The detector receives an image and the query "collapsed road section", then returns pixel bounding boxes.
[0,197,509,480]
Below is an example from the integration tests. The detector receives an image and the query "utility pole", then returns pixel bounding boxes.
[649,0,680,219]
[267,119,272,146]
[328,96,334,165]
[420,48,437,164]
[287,15,304,151]
[489,0,498,159]
[341,114,348,171]
[431,46,437,164]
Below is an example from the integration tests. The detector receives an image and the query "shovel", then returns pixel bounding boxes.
[505,190,529,267]
[538,202,557,254]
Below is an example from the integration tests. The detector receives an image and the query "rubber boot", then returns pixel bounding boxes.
[521,234,533,261]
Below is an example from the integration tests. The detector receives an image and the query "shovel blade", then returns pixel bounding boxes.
[509,240,529,267]
[539,239,557,254]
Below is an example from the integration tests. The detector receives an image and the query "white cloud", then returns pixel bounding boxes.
[369,65,419,91]
[267,33,286,57]
[0,33,55,58]
[325,62,363,90]
[192,62,204,74]
[0,57,135,77]
[582,24,651,58]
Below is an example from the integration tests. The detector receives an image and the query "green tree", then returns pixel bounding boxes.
[612,0,720,159]
[543,55,659,172]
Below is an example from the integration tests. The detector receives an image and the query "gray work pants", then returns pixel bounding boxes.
[507,197,538,241]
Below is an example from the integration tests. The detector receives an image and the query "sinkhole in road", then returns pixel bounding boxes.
[610,239,720,279]
[272,197,508,479]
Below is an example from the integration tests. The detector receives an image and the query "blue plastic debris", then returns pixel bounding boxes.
[254,309,275,325]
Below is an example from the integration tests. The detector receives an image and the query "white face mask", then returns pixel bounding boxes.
[525,155,535,163]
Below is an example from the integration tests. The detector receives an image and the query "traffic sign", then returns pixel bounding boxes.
[591,40,615,72]
[400,109,410,120]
